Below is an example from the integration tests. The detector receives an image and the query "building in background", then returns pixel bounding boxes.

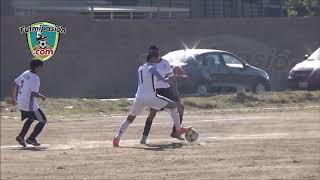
[2,0,285,18]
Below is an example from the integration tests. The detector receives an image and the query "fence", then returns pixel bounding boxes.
[8,0,284,18]
[10,0,190,19]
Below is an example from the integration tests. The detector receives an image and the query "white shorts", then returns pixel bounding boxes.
[129,94,172,116]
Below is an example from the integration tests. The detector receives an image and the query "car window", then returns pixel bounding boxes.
[308,48,320,61]
[202,54,220,66]
[162,51,199,66]
[222,54,243,68]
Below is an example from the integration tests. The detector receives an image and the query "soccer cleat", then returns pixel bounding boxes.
[16,136,26,147]
[140,135,148,144]
[113,137,120,147]
[171,127,190,138]
[26,138,41,146]
[170,133,185,140]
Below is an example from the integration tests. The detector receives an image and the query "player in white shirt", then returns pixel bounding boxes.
[10,60,47,147]
[112,48,190,147]
[140,45,185,144]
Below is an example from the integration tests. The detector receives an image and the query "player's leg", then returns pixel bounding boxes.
[16,111,36,147]
[162,101,181,131]
[113,98,144,147]
[26,109,47,146]
[152,95,189,137]
[140,108,157,144]
[16,118,34,147]
[166,90,185,139]
[113,114,136,145]
[18,118,34,138]
[171,102,184,134]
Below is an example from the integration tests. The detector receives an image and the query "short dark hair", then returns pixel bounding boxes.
[147,45,159,61]
[29,60,43,71]
[149,45,159,52]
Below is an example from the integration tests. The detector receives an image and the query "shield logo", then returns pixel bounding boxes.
[26,22,59,61]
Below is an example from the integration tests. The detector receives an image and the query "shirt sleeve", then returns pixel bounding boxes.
[31,77,40,93]
[149,66,166,82]
[14,74,23,86]
[164,60,174,77]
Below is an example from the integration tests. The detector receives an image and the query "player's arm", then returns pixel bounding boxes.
[31,77,46,101]
[10,82,19,106]
[149,66,169,83]
[31,92,46,101]
[10,75,24,106]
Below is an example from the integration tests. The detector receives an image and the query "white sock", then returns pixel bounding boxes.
[115,120,130,139]
[170,108,181,130]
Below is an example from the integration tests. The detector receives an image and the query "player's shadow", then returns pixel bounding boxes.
[126,142,183,151]
[11,146,47,151]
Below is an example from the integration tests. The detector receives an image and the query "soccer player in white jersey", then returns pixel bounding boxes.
[10,60,47,147]
[113,49,189,147]
[140,45,185,144]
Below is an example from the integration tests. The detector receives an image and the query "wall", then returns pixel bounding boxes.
[1,16,319,98]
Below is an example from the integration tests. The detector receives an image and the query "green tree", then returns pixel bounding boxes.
[285,0,320,16]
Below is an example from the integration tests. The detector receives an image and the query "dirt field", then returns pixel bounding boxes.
[1,107,320,180]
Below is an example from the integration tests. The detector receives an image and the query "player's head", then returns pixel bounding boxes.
[29,60,44,74]
[147,45,160,63]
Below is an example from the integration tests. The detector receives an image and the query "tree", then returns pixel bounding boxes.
[285,0,320,16]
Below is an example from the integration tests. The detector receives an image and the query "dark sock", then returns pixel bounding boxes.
[142,118,154,137]
[29,122,46,140]
[19,119,34,138]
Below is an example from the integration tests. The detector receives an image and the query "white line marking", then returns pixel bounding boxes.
[0,144,50,149]
[1,133,289,150]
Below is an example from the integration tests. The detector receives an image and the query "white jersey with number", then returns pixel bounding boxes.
[14,70,40,111]
[136,63,158,98]
[129,63,171,116]
[156,59,174,89]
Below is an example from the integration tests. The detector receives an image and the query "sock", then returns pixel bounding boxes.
[172,112,183,133]
[172,116,182,133]
[143,118,153,137]
[116,120,130,139]
[170,108,181,131]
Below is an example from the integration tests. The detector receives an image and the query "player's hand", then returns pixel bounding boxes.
[41,95,46,101]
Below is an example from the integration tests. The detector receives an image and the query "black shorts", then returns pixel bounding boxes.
[20,108,47,123]
[156,88,179,102]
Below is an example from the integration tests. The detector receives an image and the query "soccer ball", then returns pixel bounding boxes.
[39,40,47,49]
[185,128,199,142]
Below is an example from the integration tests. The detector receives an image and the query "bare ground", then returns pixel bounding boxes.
[1,108,320,180]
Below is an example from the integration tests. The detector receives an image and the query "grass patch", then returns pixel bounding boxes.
[182,91,320,110]
[1,91,320,116]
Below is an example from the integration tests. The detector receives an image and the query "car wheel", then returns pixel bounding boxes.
[196,85,208,96]
[252,81,267,93]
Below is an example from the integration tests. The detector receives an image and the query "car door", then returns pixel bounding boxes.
[220,53,248,88]
[198,53,228,88]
